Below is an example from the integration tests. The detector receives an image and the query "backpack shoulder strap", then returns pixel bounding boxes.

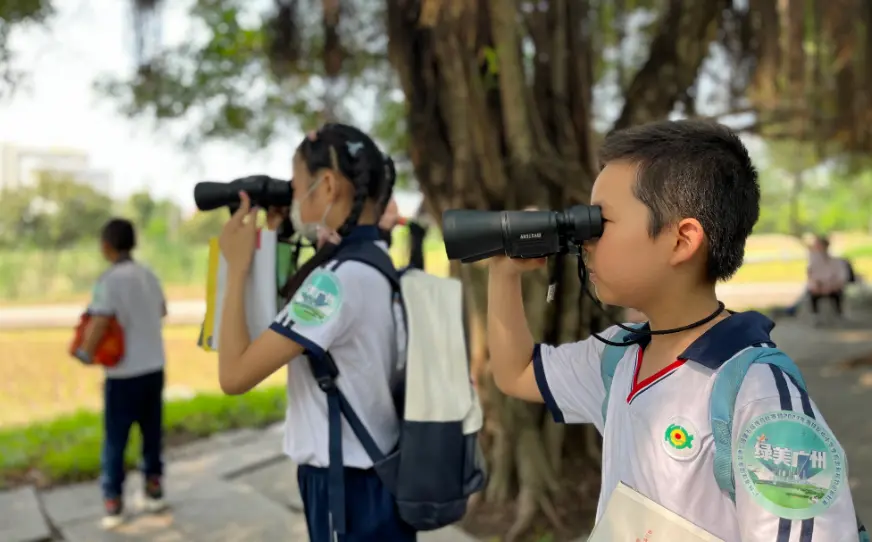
[709,346,805,502]
[332,242,400,292]
[303,242,400,536]
[600,325,643,425]
[333,241,407,368]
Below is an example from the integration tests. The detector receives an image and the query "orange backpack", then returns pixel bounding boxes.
[69,313,126,367]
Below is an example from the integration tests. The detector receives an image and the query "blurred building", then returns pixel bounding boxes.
[0,142,112,193]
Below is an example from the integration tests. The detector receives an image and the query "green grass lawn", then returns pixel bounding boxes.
[733,256,872,283]
[0,324,288,488]
[0,326,285,427]
[0,386,286,489]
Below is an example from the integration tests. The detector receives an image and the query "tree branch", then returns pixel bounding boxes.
[613,0,729,130]
[488,0,534,166]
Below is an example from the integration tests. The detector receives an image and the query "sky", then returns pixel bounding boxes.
[0,0,293,213]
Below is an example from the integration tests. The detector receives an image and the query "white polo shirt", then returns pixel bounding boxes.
[534,312,859,542]
[87,259,166,379]
[268,234,401,469]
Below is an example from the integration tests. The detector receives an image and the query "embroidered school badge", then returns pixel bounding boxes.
[734,411,846,520]
[661,416,700,461]
[288,268,343,326]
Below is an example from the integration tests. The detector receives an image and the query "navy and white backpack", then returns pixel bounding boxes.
[305,240,486,535]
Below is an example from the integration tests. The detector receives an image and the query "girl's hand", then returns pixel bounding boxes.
[219,191,259,278]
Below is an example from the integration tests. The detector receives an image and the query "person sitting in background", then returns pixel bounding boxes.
[807,234,849,325]
[73,218,169,529]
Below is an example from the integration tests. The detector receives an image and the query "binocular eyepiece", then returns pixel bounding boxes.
[441,205,603,262]
[193,175,292,211]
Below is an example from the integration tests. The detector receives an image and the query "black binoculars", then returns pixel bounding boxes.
[441,205,603,262]
[193,175,292,212]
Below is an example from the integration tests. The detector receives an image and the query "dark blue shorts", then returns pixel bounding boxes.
[297,465,417,542]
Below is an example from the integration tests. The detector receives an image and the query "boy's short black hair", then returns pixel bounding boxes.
[101,218,137,252]
[598,119,759,282]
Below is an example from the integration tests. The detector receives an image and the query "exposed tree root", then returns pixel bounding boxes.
[584,424,603,468]
[500,399,567,541]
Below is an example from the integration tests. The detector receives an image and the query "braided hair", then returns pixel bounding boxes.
[280,123,397,300]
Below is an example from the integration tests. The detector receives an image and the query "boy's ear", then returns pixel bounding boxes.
[669,218,705,266]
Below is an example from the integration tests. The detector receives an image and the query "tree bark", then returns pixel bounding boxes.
[387,1,724,538]
[614,0,729,130]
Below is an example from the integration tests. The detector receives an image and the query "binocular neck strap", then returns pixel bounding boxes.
[556,253,728,347]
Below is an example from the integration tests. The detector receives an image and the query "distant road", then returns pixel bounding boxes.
[0,300,209,330]
[0,283,808,330]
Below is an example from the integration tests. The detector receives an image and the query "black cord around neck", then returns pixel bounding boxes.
[560,254,727,347]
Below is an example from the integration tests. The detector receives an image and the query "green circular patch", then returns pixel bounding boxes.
[289,268,343,326]
[665,424,694,450]
[734,411,846,520]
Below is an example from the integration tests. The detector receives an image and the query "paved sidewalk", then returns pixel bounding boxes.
[769,315,872,522]
[0,424,480,542]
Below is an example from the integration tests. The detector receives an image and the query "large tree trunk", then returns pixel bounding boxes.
[387,1,725,538]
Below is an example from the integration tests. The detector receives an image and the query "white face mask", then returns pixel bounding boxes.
[290,176,332,243]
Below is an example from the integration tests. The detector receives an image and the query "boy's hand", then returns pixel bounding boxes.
[489,255,548,276]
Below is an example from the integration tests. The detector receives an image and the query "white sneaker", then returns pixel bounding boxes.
[142,495,168,513]
[142,476,168,513]
[100,498,125,530]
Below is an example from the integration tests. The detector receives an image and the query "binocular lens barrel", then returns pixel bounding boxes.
[193,176,292,211]
[442,205,603,262]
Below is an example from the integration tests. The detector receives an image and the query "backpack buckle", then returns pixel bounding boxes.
[316,374,337,392]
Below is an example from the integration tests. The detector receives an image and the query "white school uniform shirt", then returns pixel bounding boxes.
[534,312,859,542]
[268,234,401,469]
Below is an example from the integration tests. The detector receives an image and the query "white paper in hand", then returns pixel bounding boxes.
[210,229,279,351]
[588,482,725,542]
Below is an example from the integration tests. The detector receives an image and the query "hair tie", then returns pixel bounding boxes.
[346,141,364,158]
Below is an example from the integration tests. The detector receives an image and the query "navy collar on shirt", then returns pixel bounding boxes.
[622,311,776,370]
[337,225,381,247]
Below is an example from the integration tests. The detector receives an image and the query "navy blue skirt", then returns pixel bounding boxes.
[297,465,417,541]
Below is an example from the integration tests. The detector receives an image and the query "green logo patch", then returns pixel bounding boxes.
[289,268,343,326]
[661,416,701,461]
[735,411,846,520]
[665,423,694,450]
